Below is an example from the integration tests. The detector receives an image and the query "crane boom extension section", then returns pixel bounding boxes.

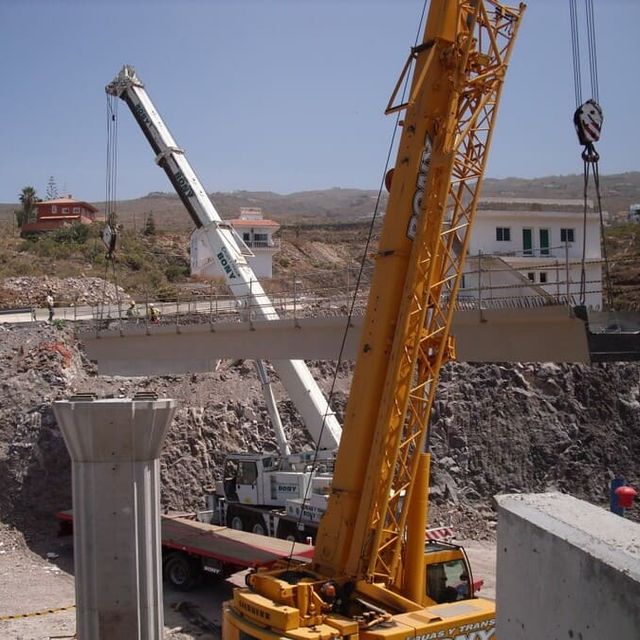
[223,2,524,639]
[106,66,341,451]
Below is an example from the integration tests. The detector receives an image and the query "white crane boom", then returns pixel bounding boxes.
[106,65,341,450]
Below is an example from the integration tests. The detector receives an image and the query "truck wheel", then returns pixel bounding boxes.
[251,521,266,536]
[230,514,245,531]
[164,553,200,591]
[276,521,299,542]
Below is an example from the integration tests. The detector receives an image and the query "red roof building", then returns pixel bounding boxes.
[20,196,100,235]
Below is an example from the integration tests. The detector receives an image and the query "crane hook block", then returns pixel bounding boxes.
[102,222,117,257]
[573,99,603,146]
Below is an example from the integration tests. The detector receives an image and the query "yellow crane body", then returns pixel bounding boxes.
[223,1,525,639]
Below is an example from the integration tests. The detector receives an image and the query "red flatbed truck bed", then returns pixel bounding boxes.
[56,510,314,590]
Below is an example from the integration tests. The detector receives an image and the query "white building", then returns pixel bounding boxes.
[190,207,281,280]
[227,208,280,278]
[460,197,603,309]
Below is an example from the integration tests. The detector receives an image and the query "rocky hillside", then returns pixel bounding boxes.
[1,171,639,230]
[1,215,640,309]
[1,319,638,544]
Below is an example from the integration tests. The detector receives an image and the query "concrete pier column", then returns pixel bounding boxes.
[53,396,177,640]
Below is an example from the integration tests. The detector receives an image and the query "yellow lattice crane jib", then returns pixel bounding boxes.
[314,0,525,586]
[223,2,525,639]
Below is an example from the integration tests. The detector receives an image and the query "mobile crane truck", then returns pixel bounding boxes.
[104,66,466,546]
[222,2,525,639]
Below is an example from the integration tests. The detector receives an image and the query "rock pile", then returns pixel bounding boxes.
[1,277,130,307]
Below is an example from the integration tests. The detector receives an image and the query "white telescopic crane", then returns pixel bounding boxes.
[106,65,341,451]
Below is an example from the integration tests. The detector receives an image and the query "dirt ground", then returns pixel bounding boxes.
[0,530,497,640]
[0,529,226,640]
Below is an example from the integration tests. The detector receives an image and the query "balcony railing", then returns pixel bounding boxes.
[474,242,600,260]
[244,239,280,249]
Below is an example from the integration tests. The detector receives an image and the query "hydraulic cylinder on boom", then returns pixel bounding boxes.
[223,2,525,639]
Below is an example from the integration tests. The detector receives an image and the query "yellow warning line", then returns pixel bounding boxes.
[0,604,75,622]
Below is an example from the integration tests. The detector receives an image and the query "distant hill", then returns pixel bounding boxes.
[107,187,385,230]
[481,172,640,221]
[1,172,638,229]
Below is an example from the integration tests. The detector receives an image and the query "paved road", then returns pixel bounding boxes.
[0,300,245,325]
[0,296,313,325]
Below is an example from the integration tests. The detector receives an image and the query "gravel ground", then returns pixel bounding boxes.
[0,521,237,640]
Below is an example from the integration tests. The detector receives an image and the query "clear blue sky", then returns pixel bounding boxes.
[1,1,638,203]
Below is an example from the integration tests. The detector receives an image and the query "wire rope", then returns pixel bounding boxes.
[100,94,125,330]
[570,0,609,308]
[569,0,582,109]
[592,161,613,309]
[585,0,599,102]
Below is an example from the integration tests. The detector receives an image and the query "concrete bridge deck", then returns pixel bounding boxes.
[80,305,596,376]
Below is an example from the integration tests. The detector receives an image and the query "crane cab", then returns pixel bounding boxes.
[423,541,479,605]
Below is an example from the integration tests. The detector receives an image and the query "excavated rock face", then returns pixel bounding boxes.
[0,325,327,537]
[431,362,640,502]
[0,323,638,541]
[427,362,640,536]
[0,324,83,536]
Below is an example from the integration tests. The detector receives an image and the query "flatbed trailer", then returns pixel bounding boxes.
[56,510,314,591]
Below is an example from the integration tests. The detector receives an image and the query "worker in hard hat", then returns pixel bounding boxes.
[126,300,139,322]
[148,303,161,324]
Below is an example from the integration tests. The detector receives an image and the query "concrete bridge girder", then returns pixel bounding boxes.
[81,305,590,377]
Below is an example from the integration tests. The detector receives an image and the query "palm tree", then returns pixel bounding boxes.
[19,186,39,224]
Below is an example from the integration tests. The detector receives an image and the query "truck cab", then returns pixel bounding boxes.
[220,453,318,507]
[211,452,333,537]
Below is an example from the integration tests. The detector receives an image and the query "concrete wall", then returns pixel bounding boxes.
[247,251,274,279]
[495,492,640,639]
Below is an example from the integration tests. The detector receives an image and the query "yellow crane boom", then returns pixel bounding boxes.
[315,0,525,586]
[223,2,525,639]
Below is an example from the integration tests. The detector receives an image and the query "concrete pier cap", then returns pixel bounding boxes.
[53,393,178,640]
[495,491,640,639]
[54,393,177,463]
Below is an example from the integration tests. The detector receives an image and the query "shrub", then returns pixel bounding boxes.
[143,213,157,236]
[164,263,190,282]
[53,222,90,244]
[124,251,146,271]
[156,284,177,301]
